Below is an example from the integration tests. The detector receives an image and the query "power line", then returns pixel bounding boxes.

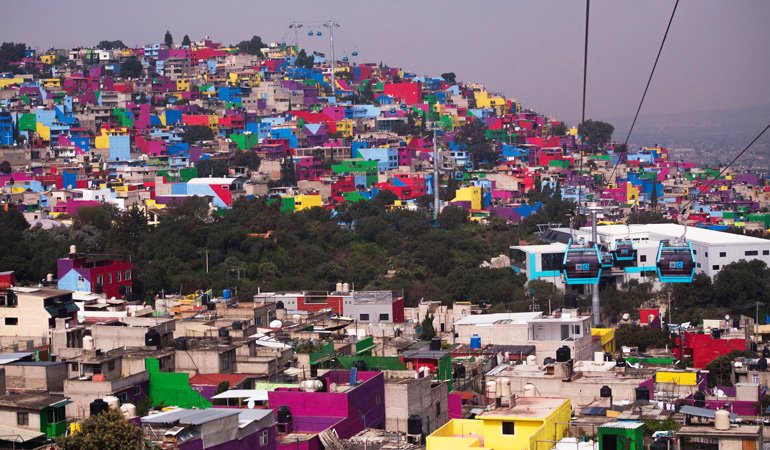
[602,0,680,195]
[576,0,590,209]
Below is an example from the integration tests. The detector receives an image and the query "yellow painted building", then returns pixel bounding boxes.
[655,370,698,386]
[35,122,51,141]
[95,127,129,149]
[427,397,571,450]
[451,186,482,211]
[591,327,616,354]
[0,77,24,89]
[176,79,190,92]
[40,54,56,65]
[43,78,61,89]
[335,119,354,138]
[293,194,323,211]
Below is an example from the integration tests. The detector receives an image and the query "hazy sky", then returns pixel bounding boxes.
[3,0,769,125]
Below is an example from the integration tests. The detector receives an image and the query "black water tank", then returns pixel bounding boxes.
[750,342,758,353]
[733,318,741,329]
[638,343,647,353]
[218,328,230,338]
[407,414,422,435]
[276,300,285,310]
[543,357,556,365]
[694,391,706,408]
[145,329,161,347]
[604,352,613,362]
[556,346,571,362]
[711,329,721,339]
[277,405,292,423]
[207,302,216,311]
[232,321,243,330]
[175,337,189,351]
[201,293,210,305]
[310,365,318,377]
[600,386,612,398]
[454,364,466,379]
[94,284,103,294]
[616,356,627,367]
[314,376,328,392]
[758,358,768,371]
[635,386,650,401]
[430,337,442,351]
[564,293,577,309]
[90,398,109,416]
[763,346,769,358]
[355,360,368,372]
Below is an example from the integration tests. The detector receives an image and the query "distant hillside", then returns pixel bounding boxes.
[609,104,770,169]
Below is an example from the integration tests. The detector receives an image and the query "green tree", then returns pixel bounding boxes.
[551,123,568,137]
[279,157,296,186]
[97,40,126,50]
[706,355,733,387]
[231,151,261,170]
[164,30,174,48]
[57,409,146,450]
[420,314,436,341]
[237,35,265,56]
[0,42,27,72]
[181,34,191,47]
[182,125,214,144]
[438,206,468,229]
[441,72,456,83]
[121,56,143,79]
[712,260,770,307]
[294,49,314,69]
[196,159,229,177]
[578,119,614,151]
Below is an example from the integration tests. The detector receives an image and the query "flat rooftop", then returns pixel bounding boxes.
[478,397,567,419]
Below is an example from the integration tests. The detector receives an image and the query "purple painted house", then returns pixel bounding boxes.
[142,408,277,450]
[267,370,385,450]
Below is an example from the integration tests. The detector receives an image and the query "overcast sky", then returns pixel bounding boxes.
[3,0,769,125]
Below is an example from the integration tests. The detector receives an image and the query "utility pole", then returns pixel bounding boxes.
[433,125,440,221]
[323,20,339,96]
[590,208,600,326]
[205,250,209,274]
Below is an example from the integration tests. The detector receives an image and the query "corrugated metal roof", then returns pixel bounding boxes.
[141,408,240,425]
[600,421,644,430]
[679,405,737,421]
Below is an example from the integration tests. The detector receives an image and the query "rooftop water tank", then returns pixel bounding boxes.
[175,337,189,351]
[470,334,481,349]
[523,383,536,397]
[103,396,120,410]
[526,355,537,366]
[218,328,230,338]
[120,403,136,418]
[277,405,292,424]
[144,329,160,347]
[498,378,511,397]
[269,320,283,329]
[600,386,612,398]
[223,289,232,300]
[694,391,706,408]
[407,414,422,435]
[83,335,95,351]
[90,398,109,416]
[635,386,650,402]
[714,409,730,430]
[430,337,442,351]
[556,346,571,362]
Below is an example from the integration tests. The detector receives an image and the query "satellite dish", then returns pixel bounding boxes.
[247,400,255,409]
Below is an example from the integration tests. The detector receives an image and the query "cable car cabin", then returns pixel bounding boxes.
[656,241,695,283]
[562,240,602,285]
[600,252,615,269]
[613,238,636,262]
[352,51,359,56]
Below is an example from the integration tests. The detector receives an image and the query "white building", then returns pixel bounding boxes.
[511,224,770,289]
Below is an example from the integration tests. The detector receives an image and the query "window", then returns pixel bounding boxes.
[359,313,370,321]
[745,250,758,256]
[697,263,702,268]
[379,313,389,321]
[436,401,441,417]
[134,386,142,396]
[502,421,515,435]
[96,275,103,286]
[77,276,85,288]
[5,318,18,326]
[47,407,65,424]
[573,325,581,336]
[541,253,564,271]
[705,252,709,257]
[764,250,769,256]
[639,255,647,263]
[116,392,127,403]
[260,430,269,446]
[720,252,726,257]
[116,271,121,282]
[107,361,115,372]
[125,270,131,280]
[693,250,697,255]
[107,273,112,284]
[712,265,720,270]
[17,412,28,426]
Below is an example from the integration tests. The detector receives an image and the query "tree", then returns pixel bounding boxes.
[706,356,733,387]
[164,30,174,48]
[438,206,469,229]
[578,120,614,151]
[96,40,126,50]
[0,42,27,72]
[196,159,229,178]
[279,157,296,186]
[441,72,456,83]
[57,409,146,450]
[0,161,11,174]
[236,35,265,56]
[420,314,436,341]
[712,260,770,307]
[231,151,261,170]
[182,125,214,144]
[181,34,191,47]
[121,56,143,79]
[294,49,314,69]
[551,123,568,137]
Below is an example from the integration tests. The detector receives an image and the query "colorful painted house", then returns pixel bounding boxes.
[57,250,133,299]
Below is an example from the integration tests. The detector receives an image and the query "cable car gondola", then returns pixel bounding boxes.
[352,51,359,57]
[316,31,322,36]
[600,251,615,269]
[562,239,603,285]
[307,31,313,36]
[342,56,349,62]
[613,238,636,262]
[656,240,695,283]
